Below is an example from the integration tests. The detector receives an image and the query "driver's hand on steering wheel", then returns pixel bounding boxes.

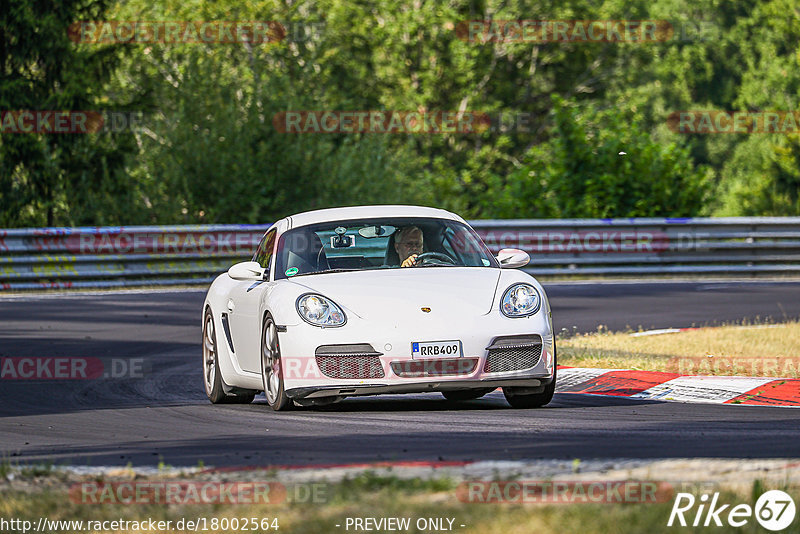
[401,254,418,267]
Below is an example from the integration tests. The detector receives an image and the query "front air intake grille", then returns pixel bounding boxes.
[315,356,385,379]
[483,335,542,373]
[315,344,385,379]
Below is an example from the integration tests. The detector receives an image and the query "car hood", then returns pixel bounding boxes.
[285,267,502,319]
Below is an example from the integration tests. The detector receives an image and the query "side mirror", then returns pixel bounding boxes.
[228,261,266,281]
[496,248,530,269]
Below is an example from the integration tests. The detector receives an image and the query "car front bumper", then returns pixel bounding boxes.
[285,375,554,400]
[278,312,555,399]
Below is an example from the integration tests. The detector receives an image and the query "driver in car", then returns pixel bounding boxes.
[394,226,424,267]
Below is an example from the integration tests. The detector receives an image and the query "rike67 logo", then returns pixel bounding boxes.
[668,490,796,531]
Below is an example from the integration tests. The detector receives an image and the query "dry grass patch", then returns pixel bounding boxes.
[559,322,800,377]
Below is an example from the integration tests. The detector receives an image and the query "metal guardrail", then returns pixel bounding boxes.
[1,217,799,290]
[475,217,800,277]
[0,225,269,290]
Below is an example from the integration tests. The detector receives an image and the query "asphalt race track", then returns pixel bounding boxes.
[2,280,800,468]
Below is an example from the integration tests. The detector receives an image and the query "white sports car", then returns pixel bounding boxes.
[202,205,556,410]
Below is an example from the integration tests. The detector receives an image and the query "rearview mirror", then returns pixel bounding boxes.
[358,225,396,238]
[496,248,530,269]
[228,261,266,281]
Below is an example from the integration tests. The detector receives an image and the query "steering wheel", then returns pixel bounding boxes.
[414,252,457,266]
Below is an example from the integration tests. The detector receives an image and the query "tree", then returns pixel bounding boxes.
[0,0,136,227]
[486,98,710,218]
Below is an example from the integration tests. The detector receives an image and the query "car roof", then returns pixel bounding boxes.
[285,205,465,229]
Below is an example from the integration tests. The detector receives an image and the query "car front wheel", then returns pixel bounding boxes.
[261,313,293,411]
[502,347,557,409]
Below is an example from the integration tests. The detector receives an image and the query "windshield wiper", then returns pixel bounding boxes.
[308,268,359,275]
[288,268,358,278]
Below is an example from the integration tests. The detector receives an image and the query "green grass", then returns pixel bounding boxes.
[334,471,456,498]
[1,473,798,533]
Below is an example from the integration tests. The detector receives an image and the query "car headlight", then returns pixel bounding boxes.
[296,294,347,327]
[500,283,541,317]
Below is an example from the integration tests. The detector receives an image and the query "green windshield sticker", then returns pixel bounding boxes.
[285,267,299,276]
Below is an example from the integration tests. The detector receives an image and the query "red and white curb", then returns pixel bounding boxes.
[556,367,800,407]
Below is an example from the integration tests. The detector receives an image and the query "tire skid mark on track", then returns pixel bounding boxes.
[3,283,800,467]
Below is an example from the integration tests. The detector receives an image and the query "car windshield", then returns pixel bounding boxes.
[274,217,498,279]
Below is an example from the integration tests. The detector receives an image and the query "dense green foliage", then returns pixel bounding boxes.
[1,0,799,226]
[485,98,711,218]
[0,0,134,226]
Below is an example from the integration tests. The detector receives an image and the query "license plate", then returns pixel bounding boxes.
[411,340,462,359]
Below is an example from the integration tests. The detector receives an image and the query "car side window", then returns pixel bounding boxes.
[444,225,486,267]
[253,229,277,272]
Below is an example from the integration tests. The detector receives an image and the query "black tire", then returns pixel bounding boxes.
[502,347,557,409]
[442,388,495,401]
[261,313,293,411]
[203,308,255,404]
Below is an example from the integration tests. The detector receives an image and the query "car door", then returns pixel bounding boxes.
[227,228,276,373]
